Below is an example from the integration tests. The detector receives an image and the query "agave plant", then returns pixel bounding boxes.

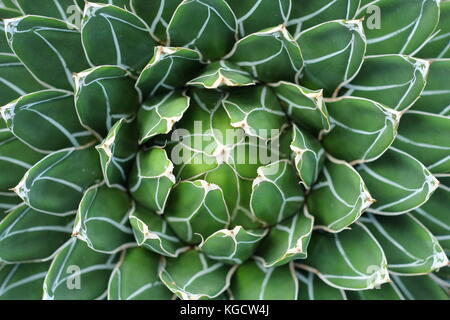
[0,0,448,301]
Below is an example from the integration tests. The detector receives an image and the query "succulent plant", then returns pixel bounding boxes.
[0,0,449,300]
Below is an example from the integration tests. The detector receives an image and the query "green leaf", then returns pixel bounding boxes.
[81,3,157,73]
[136,46,203,99]
[417,1,450,58]
[413,175,450,251]
[0,9,21,54]
[255,208,314,267]
[1,89,94,153]
[108,247,173,300]
[0,192,20,215]
[341,55,429,111]
[222,85,286,140]
[4,15,90,90]
[296,270,347,300]
[307,158,374,233]
[130,0,182,43]
[15,0,80,22]
[302,223,389,290]
[393,111,450,173]
[73,184,135,254]
[250,160,304,226]
[129,204,188,257]
[391,274,449,300]
[270,81,330,135]
[74,65,141,138]
[159,250,236,300]
[230,259,298,300]
[362,213,448,275]
[345,282,405,300]
[0,53,45,105]
[0,136,45,192]
[358,147,440,215]
[0,261,50,300]
[43,239,118,300]
[129,148,175,213]
[225,0,291,37]
[165,180,230,244]
[290,124,325,189]
[14,147,103,215]
[96,118,138,188]
[0,203,72,263]
[138,90,190,144]
[323,97,400,164]
[201,226,267,264]
[411,59,450,115]
[287,0,360,37]
[296,20,366,96]
[187,61,255,89]
[167,0,237,61]
[360,0,440,55]
[226,25,303,83]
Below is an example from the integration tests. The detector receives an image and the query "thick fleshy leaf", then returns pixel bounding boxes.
[167,0,237,61]
[301,223,389,290]
[0,8,21,54]
[287,0,360,37]
[297,20,366,96]
[393,111,450,173]
[136,46,203,99]
[307,158,374,232]
[0,192,20,215]
[360,0,440,55]
[230,259,298,300]
[130,0,182,43]
[74,65,141,138]
[138,90,190,144]
[411,59,450,115]
[296,270,347,300]
[96,118,138,188]
[225,0,291,37]
[129,204,188,258]
[129,148,175,214]
[73,184,135,254]
[187,61,255,89]
[15,0,80,22]
[413,176,450,251]
[345,282,405,300]
[270,81,330,135]
[417,1,450,58]
[0,261,50,299]
[81,3,157,73]
[362,214,448,275]
[0,136,45,191]
[342,55,429,111]
[222,85,286,140]
[255,209,314,267]
[250,160,304,226]
[159,250,235,300]
[358,147,440,215]
[43,239,118,300]
[14,147,103,215]
[226,25,303,83]
[323,97,400,164]
[165,180,230,244]
[0,53,44,105]
[290,124,325,189]
[1,90,94,153]
[0,203,72,263]
[201,226,267,264]
[108,247,173,300]
[4,15,89,90]
[391,274,449,300]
